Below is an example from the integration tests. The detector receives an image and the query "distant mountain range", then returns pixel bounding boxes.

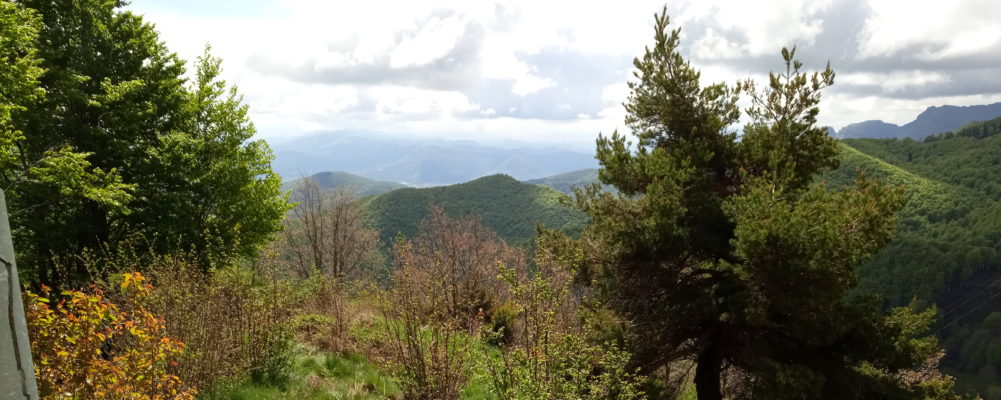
[270,131,598,186]
[836,101,1001,140]
[269,102,1001,188]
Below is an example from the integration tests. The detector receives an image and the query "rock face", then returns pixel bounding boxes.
[835,102,1001,140]
[0,190,39,400]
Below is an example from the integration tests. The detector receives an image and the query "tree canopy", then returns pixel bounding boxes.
[3,0,288,287]
[564,8,957,400]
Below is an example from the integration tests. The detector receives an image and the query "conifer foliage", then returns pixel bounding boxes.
[569,7,958,400]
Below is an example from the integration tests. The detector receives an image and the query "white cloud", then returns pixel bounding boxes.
[857,0,1001,59]
[370,86,478,117]
[128,0,1001,146]
[510,74,554,96]
[389,14,469,69]
[839,71,951,93]
[674,0,833,57]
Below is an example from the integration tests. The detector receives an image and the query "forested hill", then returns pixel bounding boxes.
[526,168,604,194]
[501,120,1001,392]
[331,119,1001,393]
[283,171,407,197]
[823,117,1001,393]
[361,174,587,247]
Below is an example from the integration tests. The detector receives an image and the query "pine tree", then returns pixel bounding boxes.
[568,7,958,400]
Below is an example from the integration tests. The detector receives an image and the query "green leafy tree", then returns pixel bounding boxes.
[139,47,288,266]
[8,0,287,286]
[569,8,957,400]
[0,0,44,176]
[9,0,186,285]
[2,0,136,285]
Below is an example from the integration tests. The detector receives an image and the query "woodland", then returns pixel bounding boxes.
[1,0,993,399]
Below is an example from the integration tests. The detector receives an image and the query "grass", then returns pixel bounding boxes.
[201,347,402,400]
[202,313,504,400]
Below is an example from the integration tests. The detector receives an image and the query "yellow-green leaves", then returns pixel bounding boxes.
[26,273,196,399]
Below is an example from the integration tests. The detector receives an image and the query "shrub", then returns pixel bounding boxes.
[295,275,357,352]
[483,241,647,400]
[381,238,472,400]
[26,272,196,400]
[488,334,647,400]
[484,301,519,347]
[142,258,300,391]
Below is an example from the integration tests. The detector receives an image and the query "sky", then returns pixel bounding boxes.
[128,0,1001,149]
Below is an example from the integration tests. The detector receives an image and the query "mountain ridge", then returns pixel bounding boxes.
[836,101,1001,140]
[271,131,598,186]
[282,171,407,197]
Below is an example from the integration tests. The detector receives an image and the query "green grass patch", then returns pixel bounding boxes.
[201,347,401,400]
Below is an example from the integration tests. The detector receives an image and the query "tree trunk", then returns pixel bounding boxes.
[695,340,723,400]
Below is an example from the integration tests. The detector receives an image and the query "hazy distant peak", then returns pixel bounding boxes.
[836,101,1001,140]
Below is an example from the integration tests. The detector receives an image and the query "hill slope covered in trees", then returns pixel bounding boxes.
[361,174,587,246]
[283,171,407,197]
[821,117,1001,394]
[526,168,602,194]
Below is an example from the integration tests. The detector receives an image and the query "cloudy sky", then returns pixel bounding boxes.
[129,0,1001,149]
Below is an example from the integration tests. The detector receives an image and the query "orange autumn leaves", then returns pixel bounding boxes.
[25,273,196,400]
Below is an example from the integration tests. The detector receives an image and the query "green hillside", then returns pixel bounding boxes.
[284,171,407,197]
[823,121,1001,394]
[526,168,600,194]
[362,174,587,246]
[342,122,1001,394]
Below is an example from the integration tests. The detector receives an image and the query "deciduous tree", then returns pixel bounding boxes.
[283,178,378,280]
[6,0,288,286]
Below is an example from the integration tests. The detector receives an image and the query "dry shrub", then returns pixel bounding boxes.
[382,238,472,400]
[414,206,525,331]
[283,179,380,280]
[371,207,538,399]
[26,273,196,399]
[141,257,299,390]
[293,276,364,352]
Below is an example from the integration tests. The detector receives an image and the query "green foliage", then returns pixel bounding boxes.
[140,259,301,392]
[488,334,647,400]
[0,0,44,177]
[139,48,290,267]
[484,301,518,347]
[484,256,647,400]
[825,128,1001,396]
[5,0,288,287]
[250,334,296,388]
[567,7,956,400]
[362,174,587,247]
[200,349,402,400]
